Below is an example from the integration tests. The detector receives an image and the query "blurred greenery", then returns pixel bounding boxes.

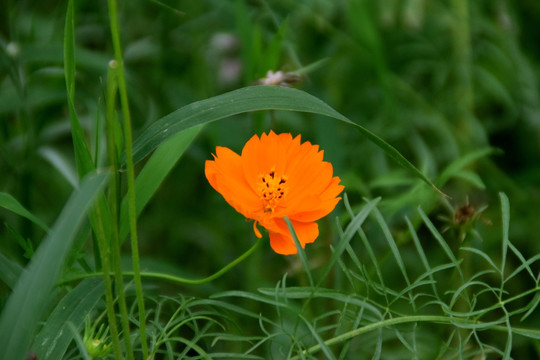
[1,0,539,358]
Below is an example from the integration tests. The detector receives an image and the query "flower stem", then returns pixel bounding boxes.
[107,0,148,358]
[289,314,515,360]
[60,238,264,286]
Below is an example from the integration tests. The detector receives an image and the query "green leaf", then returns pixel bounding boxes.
[64,0,95,178]
[372,207,412,300]
[284,216,314,287]
[32,278,104,360]
[0,172,108,360]
[418,206,464,280]
[317,197,380,287]
[438,147,499,186]
[131,85,441,193]
[119,125,202,241]
[0,192,49,231]
[0,251,24,290]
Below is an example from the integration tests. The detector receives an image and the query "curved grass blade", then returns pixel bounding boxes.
[417,206,463,280]
[38,146,78,188]
[371,206,412,307]
[317,197,381,287]
[118,125,202,241]
[406,216,440,300]
[438,147,500,186]
[0,172,108,360]
[0,251,24,290]
[64,0,94,178]
[130,86,441,194]
[32,278,104,360]
[0,192,49,232]
[284,216,314,287]
[298,314,336,360]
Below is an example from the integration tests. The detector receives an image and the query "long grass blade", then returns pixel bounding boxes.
[32,278,104,360]
[0,192,49,231]
[417,206,463,280]
[0,172,108,360]
[64,0,95,178]
[406,216,439,300]
[372,207,413,307]
[317,198,380,287]
[284,216,314,287]
[0,251,24,289]
[118,125,202,241]
[130,86,441,194]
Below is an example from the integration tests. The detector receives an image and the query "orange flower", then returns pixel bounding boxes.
[205,130,344,255]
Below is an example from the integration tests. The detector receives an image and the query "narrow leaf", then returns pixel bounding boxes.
[284,216,314,287]
[119,125,202,240]
[130,86,440,193]
[0,172,108,360]
[0,192,49,231]
[0,251,24,290]
[33,278,105,360]
[64,0,94,178]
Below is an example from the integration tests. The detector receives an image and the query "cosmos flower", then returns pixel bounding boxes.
[205,130,344,255]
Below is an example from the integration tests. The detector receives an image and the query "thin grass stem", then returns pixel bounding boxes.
[64,1,122,357]
[105,61,134,359]
[60,237,264,286]
[107,0,149,357]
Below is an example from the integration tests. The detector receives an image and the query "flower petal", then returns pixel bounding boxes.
[241,131,293,191]
[205,146,260,217]
[206,130,343,255]
[268,219,319,255]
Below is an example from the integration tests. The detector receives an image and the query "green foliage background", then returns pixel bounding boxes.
[1,0,539,359]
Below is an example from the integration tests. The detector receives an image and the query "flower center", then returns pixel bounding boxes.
[258,168,288,213]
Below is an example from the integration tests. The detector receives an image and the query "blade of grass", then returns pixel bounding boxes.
[64,0,95,178]
[284,216,314,287]
[0,172,108,360]
[342,194,389,304]
[38,146,78,188]
[371,207,414,310]
[298,314,336,360]
[0,251,24,289]
[118,125,202,241]
[64,2,122,356]
[406,216,440,301]
[438,147,499,186]
[417,206,464,281]
[105,61,133,357]
[108,0,149,355]
[498,192,536,282]
[317,197,380,287]
[0,192,49,232]
[106,1,150,357]
[130,85,443,195]
[67,322,91,360]
[499,192,509,299]
[32,278,104,360]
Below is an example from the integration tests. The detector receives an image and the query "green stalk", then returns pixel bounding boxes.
[289,314,519,360]
[64,1,122,357]
[107,0,149,357]
[91,209,123,360]
[106,61,134,360]
[60,237,264,286]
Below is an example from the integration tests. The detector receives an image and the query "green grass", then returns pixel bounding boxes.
[1,0,539,359]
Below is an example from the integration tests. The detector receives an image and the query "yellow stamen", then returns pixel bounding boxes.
[258,168,288,213]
